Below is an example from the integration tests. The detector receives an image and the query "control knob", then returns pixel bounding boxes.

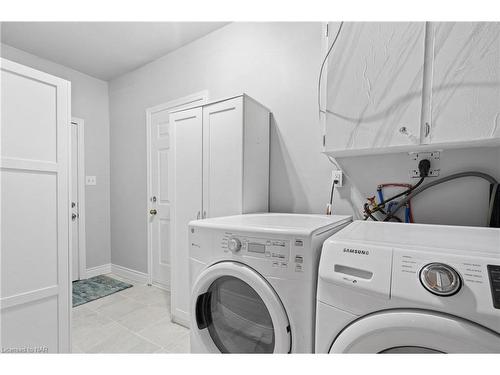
[228,237,242,253]
[419,263,461,296]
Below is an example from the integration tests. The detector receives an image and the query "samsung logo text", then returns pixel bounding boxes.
[343,248,370,255]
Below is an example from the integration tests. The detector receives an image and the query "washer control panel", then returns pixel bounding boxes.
[487,265,500,309]
[222,234,290,263]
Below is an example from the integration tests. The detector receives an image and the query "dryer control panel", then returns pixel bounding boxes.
[221,233,290,263]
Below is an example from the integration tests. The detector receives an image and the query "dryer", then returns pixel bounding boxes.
[316,220,500,353]
[188,213,352,353]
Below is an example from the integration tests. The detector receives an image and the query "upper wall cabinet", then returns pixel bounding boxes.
[426,22,500,144]
[323,22,426,153]
[323,22,500,156]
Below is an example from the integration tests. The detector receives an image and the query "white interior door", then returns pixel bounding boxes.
[149,109,173,289]
[170,107,203,326]
[1,58,71,352]
[146,91,208,290]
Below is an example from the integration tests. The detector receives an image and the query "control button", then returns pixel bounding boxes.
[272,262,279,268]
[420,263,461,297]
[295,239,304,247]
[280,262,287,268]
[228,237,242,253]
[295,255,303,264]
[295,264,303,272]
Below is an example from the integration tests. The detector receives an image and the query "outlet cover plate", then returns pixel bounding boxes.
[86,176,97,185]
[409,151,440,178]
[332,170,343,187]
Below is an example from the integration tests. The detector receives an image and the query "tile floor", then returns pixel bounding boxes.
[71,274,190,353]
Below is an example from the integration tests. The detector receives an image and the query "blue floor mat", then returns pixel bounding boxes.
[72,275,132,307]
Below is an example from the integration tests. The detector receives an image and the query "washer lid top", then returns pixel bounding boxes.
[327,220,500,256]
[189,213,352,236]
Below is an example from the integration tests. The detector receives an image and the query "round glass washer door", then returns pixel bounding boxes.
[330,310,500,353]
[191,262,291,353]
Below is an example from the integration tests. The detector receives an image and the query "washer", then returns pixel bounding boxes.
[316,220,500,353]
[188,213,352,353]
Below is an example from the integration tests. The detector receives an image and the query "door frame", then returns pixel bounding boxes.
[145,91,208,287]
[70,117,87,280]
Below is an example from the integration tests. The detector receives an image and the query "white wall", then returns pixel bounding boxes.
[1,43,112,269]
[109,22,499,273]
[109,22,329,272]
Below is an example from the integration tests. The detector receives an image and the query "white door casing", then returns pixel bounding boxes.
[169,107,204,326]
[1,58,71,352]
[146,91,208,289]
[70,117,86,281]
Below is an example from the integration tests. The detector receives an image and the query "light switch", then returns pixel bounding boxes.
[86,176,97,185]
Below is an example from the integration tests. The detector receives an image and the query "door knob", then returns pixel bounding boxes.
[150,209,157,215]
[72,213,77,221]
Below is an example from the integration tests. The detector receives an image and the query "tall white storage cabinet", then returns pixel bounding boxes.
[1,59,71,353]
[169,94,270,326]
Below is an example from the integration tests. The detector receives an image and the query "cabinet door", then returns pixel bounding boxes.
[202,97,243,218]
[428,22,500,144]
[170,107,203,325]
[1,59,70,352]
[324,22,426,151]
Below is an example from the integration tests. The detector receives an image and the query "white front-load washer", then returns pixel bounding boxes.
[188,213,352,353]
[316,220,500,353]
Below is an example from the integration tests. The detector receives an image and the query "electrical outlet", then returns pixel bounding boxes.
[86,176,97,185]
[332,170,343,187]
[409,151,440,178]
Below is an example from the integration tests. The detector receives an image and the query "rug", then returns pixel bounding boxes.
[72,275,133,307]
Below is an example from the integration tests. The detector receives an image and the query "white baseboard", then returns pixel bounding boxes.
[152,281,170,292]
[85,263,112,278]
[111,264,149,285]
[171,309,190,329]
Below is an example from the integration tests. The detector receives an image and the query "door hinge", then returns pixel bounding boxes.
[323,135,326,147]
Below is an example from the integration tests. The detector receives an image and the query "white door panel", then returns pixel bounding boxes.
[429,22,500,143]
[1,68,57,162]
[1,58,71,352]
[170,107,203,325]
[324,22,425,151]
[150,109,172,288]
[202,98,243,218]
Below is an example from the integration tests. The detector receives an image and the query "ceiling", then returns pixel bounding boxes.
[1,22,229,80]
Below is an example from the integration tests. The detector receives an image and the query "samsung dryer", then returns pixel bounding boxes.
[188,213,352,353]
[316,220,500,353]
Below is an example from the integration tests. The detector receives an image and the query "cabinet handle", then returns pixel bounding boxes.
[197,211,200,220]
[203,211,207,219]
[424,122,431,138]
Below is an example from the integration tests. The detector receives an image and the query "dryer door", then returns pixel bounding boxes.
[330,310,500,353]
[191,261,291,353]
